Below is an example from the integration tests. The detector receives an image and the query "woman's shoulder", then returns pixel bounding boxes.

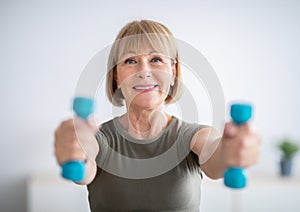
[99,117,119,130]
[171,116,209,131]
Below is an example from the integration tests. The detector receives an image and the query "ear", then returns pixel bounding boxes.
[171,63,177,86]
[113,69,119,87]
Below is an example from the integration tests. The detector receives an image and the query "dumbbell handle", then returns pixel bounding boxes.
[224,103,252,189]
[61,97,94,182]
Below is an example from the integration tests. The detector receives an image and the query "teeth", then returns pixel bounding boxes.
[133,85,156,90]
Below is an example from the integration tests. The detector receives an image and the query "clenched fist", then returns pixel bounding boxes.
[54,118,99,173]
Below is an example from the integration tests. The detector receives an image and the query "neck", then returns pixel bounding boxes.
[119,105,171,140]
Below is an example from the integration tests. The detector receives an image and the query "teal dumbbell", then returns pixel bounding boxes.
[61,97,94,182]
[224,103,252,189]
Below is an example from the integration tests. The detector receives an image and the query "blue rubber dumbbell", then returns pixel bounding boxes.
[224,103,252,189]
[61,97,94,182]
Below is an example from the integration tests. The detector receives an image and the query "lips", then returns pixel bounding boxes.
[132,84,158,92]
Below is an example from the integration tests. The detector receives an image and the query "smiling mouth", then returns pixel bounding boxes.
[132,84,158,92]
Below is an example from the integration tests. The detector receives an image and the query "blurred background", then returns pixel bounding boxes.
[1,0,299,211]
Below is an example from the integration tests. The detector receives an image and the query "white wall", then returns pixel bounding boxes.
[1,0,300,211]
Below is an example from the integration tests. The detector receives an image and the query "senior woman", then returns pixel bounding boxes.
[54,19,260,211]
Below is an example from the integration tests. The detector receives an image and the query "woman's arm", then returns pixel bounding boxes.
[190,123,261,179]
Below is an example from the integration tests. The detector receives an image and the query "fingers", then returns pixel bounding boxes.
[222,122,261,168]
[86,116,101,133]
[223,122,252,138]
[74,117,100,135]
[228,136,260,168]
[54,118,99,165]
[223,122,238,138]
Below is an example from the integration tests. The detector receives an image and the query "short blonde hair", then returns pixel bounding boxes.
[106,19,182,106]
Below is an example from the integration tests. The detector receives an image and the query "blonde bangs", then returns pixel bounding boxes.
[111,33,177,66]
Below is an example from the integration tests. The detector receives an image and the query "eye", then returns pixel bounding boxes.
[124,58,136,64]
[150,57,163,63]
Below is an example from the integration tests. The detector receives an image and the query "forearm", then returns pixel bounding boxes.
[201,142,227,179]
[191,128,227,179]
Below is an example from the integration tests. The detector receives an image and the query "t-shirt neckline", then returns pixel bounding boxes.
[112,116,178,144]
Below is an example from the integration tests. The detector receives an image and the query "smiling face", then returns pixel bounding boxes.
[106,21,182,107]
[115,50,176,110]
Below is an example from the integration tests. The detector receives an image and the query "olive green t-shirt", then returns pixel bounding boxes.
[88,116,205,212]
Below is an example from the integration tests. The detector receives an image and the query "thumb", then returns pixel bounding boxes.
[86,116,100,134]
[223,122,238,138]
[73,117,99,135]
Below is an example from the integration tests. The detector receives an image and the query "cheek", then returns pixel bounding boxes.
[154,70,173,86]
[116,69,133,88]
[116,72,136,98]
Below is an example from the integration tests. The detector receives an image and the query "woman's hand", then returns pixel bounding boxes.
[54,118,99,184]
[220,122,261,168]
[194,122,261,179]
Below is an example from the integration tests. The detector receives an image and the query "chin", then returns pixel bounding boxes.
[130,98,164,110]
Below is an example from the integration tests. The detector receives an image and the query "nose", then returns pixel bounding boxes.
[137,70,151,79]
[137,60,151,79]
